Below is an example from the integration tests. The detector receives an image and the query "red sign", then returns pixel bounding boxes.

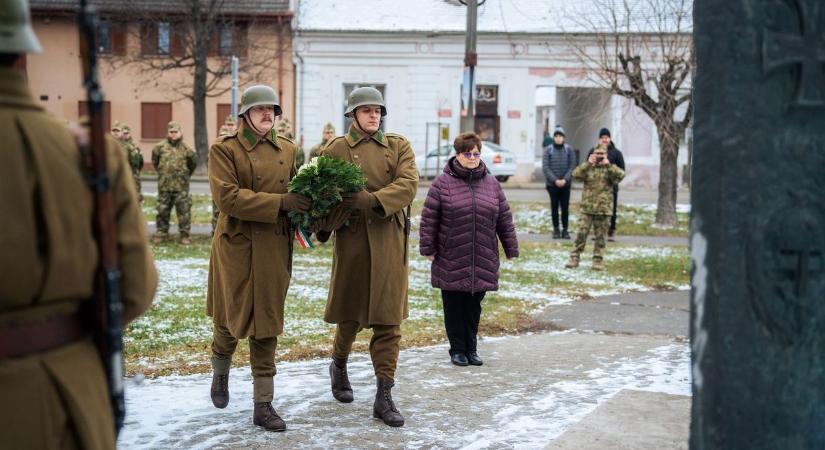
[438,108,452,118]
[507,110,521,119]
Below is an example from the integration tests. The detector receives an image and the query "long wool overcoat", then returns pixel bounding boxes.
[0,68,157,450]
[208,125,298,339]
[321,127,418,327]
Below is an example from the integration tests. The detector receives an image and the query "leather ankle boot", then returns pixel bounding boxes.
[373,377,404,427]
[329,356,354,403]
[253,402,286,432]
[210,356,230,409]
[552,229,561,239]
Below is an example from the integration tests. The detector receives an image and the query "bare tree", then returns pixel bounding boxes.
[108,0,291,171]
[558,0,693,227]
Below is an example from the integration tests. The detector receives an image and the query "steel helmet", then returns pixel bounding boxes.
[239,85,282,116]
[344,87,386,117]
[0,0,42,53]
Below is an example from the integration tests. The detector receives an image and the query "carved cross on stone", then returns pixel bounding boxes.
[779,248,823,298]
[763,0,825,107]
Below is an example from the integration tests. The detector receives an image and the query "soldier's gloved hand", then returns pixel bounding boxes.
[280,193,312,212]
[321,203,352,232]
[341,191,377,210]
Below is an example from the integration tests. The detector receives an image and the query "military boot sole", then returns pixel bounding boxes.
[373,410,405,427]
[253,417,287,432]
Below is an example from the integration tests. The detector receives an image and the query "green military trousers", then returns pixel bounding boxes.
[571,213,611,261]
[332,320,402,380]
[211,325,278,403]
[156,190,192,238]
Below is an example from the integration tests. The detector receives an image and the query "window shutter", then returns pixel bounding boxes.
[140,24,158,55]
[112,24,127,56]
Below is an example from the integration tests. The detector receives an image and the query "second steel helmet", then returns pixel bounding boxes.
[344,87,386,117]
[0,0,42,54]
[239,85,282,116]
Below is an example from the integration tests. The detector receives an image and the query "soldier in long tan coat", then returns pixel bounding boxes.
[207,85,311,432]
[318,86,418,427]
[0,3,157,448]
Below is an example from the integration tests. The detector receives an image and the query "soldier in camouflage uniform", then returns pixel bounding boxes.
[152,121,197,244]
[110,121,123,140]
[565,144,624,270]
[212,116,237,235]
[119,124,144,201]
[276,118,304,167]
[308,122,336,160]
[218,115,236,137]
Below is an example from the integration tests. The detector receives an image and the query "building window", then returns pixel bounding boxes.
[141,102,172,139]
[78,101,112,132]
[343,83,386,132]
[210,22,248,57]
[158,22,170,55]
[216,103,233,137]
[97,21,126,56]
[141,22,173,56]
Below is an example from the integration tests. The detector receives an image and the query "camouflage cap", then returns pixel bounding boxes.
[167,121,182,132]
[121,124,131,133]
[344,87,387,117]
[224,115,236,126]
[323,122,335,134]
[593,144,608,154]
[111,121,122,132]
[0,0,43,54]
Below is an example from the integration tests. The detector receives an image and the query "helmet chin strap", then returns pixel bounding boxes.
[244,114,274,137]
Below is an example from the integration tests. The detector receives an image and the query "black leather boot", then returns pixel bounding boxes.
[329,356,354,403]
[552,228,561,239]
[253,402,286,432]
[373,377,404,427]
[210,356,230,409]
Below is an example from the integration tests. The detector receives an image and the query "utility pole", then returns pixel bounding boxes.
[230,56,239,117]
[460,0,478,133]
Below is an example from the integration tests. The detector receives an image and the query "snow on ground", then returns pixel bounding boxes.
[118,333,689,450]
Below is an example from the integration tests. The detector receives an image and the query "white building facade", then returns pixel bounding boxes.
[293,0,690,186]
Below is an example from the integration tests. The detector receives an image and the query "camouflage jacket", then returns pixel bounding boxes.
[572,161,624,215]
[152,138,197,192]
[121,138,144,177]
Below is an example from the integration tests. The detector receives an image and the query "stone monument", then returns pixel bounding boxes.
[692,0,825,447]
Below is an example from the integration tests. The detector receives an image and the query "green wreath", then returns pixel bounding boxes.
[287,155,366,229]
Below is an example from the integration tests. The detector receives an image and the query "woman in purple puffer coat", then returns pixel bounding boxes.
[419,132,519,367]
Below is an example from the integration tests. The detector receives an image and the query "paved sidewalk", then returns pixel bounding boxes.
[118,290,691,449]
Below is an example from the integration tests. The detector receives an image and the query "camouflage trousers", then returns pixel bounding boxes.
[156,190,192,237]
[132,173,143,202]
[333,321,401,380]
[211,325,278,402]
[571,213,611,261]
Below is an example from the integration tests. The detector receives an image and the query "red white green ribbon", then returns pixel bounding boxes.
[294,227,314,249]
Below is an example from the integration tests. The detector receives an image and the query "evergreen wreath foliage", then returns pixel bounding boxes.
[287,155,366,229]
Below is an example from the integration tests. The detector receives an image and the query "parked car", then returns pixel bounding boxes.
[416,141,517,182]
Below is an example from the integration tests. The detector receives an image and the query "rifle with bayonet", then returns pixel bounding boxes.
[78,0,126,435]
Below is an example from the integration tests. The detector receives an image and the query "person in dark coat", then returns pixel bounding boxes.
[542,125,576,239]
[419,132,519,367]
[588,128,625,240]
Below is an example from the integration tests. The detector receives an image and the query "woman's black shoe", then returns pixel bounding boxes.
[451,353,469,366]
[466,352,483,366]
[552,229,561,239]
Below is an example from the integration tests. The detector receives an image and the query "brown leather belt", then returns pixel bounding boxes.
[0,314,88,360]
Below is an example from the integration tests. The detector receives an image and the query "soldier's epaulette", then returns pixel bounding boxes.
[325,135,347,146]
[385,132,409,142]
[214,131,237,144]
[276,134,296,145]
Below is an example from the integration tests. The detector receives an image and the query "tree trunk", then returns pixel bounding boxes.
[192,49,209,174]
[655,124,679,227]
